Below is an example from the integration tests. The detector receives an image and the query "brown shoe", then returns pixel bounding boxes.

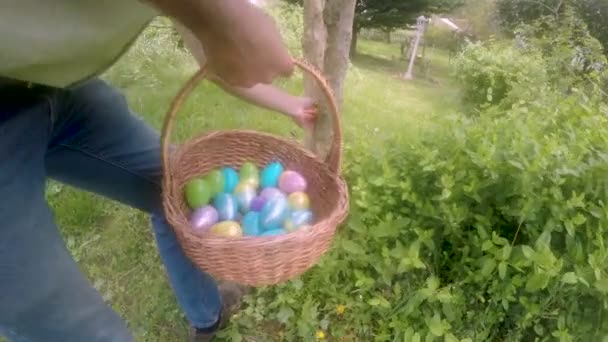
[188,281,250,342]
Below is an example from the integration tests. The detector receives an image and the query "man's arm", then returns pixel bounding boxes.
[175,21,316,129]
[144,0,293,87]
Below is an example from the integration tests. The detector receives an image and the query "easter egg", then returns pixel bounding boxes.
[184,178,211,209]
[205,170,225,197]
[279,170,308,194]
[284,210,314,232]
[213,193,239,221]
[240,162,259,180]
[261,228,287,236]
[222,167,239,193]
[250,196,267,212]
[260,161,284,188]
[260,197,289,230]
[234,183,256,213]
[190,205,219,232]
[210,221,243,237]
[241,176,260,190]
[287,192,310,210]
[242,212,262,236]
[260,187,285,202]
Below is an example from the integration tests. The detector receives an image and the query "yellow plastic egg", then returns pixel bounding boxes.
[210,221,243,238]
[288,192,310,210]
[241,177,260,189]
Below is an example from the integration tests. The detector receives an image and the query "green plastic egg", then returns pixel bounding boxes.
[240,162,259,181]
[184,178,211,209]
[205,170,225,197]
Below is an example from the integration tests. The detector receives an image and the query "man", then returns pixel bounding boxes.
[0,1,315,341]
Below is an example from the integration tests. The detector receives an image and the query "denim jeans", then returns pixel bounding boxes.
[0,79,221,341]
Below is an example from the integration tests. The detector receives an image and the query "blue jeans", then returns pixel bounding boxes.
[0,79,221,341]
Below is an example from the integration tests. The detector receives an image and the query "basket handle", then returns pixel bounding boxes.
[160,59,343,187]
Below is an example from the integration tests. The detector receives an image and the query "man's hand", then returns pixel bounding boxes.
[146,0,293,87]
[286,96,317,132]
[197,2,294,87]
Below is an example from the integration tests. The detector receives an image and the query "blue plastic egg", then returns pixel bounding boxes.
[260,196,289,230]
[213,193,238,221]
[222,167,239,193]
[261,228,287,236]
[284,210,314,232]
[234,183,256,213]
[242,211,262,236]
[260,161,284,188]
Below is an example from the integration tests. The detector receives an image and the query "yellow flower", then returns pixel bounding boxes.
[316,330,326,340]
[335,304,346,315]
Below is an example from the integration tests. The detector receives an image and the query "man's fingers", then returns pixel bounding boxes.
[304,107,318,118]
[302,113,315,121]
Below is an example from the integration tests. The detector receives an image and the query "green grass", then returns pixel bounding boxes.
[34,35,461,342]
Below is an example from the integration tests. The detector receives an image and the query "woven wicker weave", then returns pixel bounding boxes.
[160,60,349,286]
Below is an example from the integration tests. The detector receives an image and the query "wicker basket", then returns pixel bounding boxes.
[160,60,349,286]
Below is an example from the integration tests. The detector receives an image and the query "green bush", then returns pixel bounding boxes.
[453,7,608,112]
[213,4,608,341]
[515,8,608,94]
[222,88,608,342]
[451,40,549,111]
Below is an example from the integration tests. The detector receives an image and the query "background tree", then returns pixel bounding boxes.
[451,0,501,40]
[297,0,357,162]
[496,0,564,28]
[285,0,463,56]
[352,0,463,55]
[496,0,608,54]
[278,0,464,159]
[576,0,608,54]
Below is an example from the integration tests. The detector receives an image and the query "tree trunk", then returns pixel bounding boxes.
[302,0,327,153]
[384,29,391,43]
[350,25,359,58]
[302,0,356,163]
[302,0,327,95]
[323,0,356,107]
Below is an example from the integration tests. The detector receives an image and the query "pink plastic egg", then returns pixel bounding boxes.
[190,206,219,233]
[278,170,307,194]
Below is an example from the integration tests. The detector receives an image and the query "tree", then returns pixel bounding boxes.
[576,0,608,54]
[496,0,564,28]
[496,0,608,54]
[285,0,462,55]
[298,0,357,162]
[352,0,463,55]
[278,0,463,159]
[452,0,501,40]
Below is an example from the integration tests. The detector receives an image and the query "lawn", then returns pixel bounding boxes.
[40,32,460,341]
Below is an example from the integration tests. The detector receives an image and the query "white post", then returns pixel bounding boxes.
[404,16,428,80]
